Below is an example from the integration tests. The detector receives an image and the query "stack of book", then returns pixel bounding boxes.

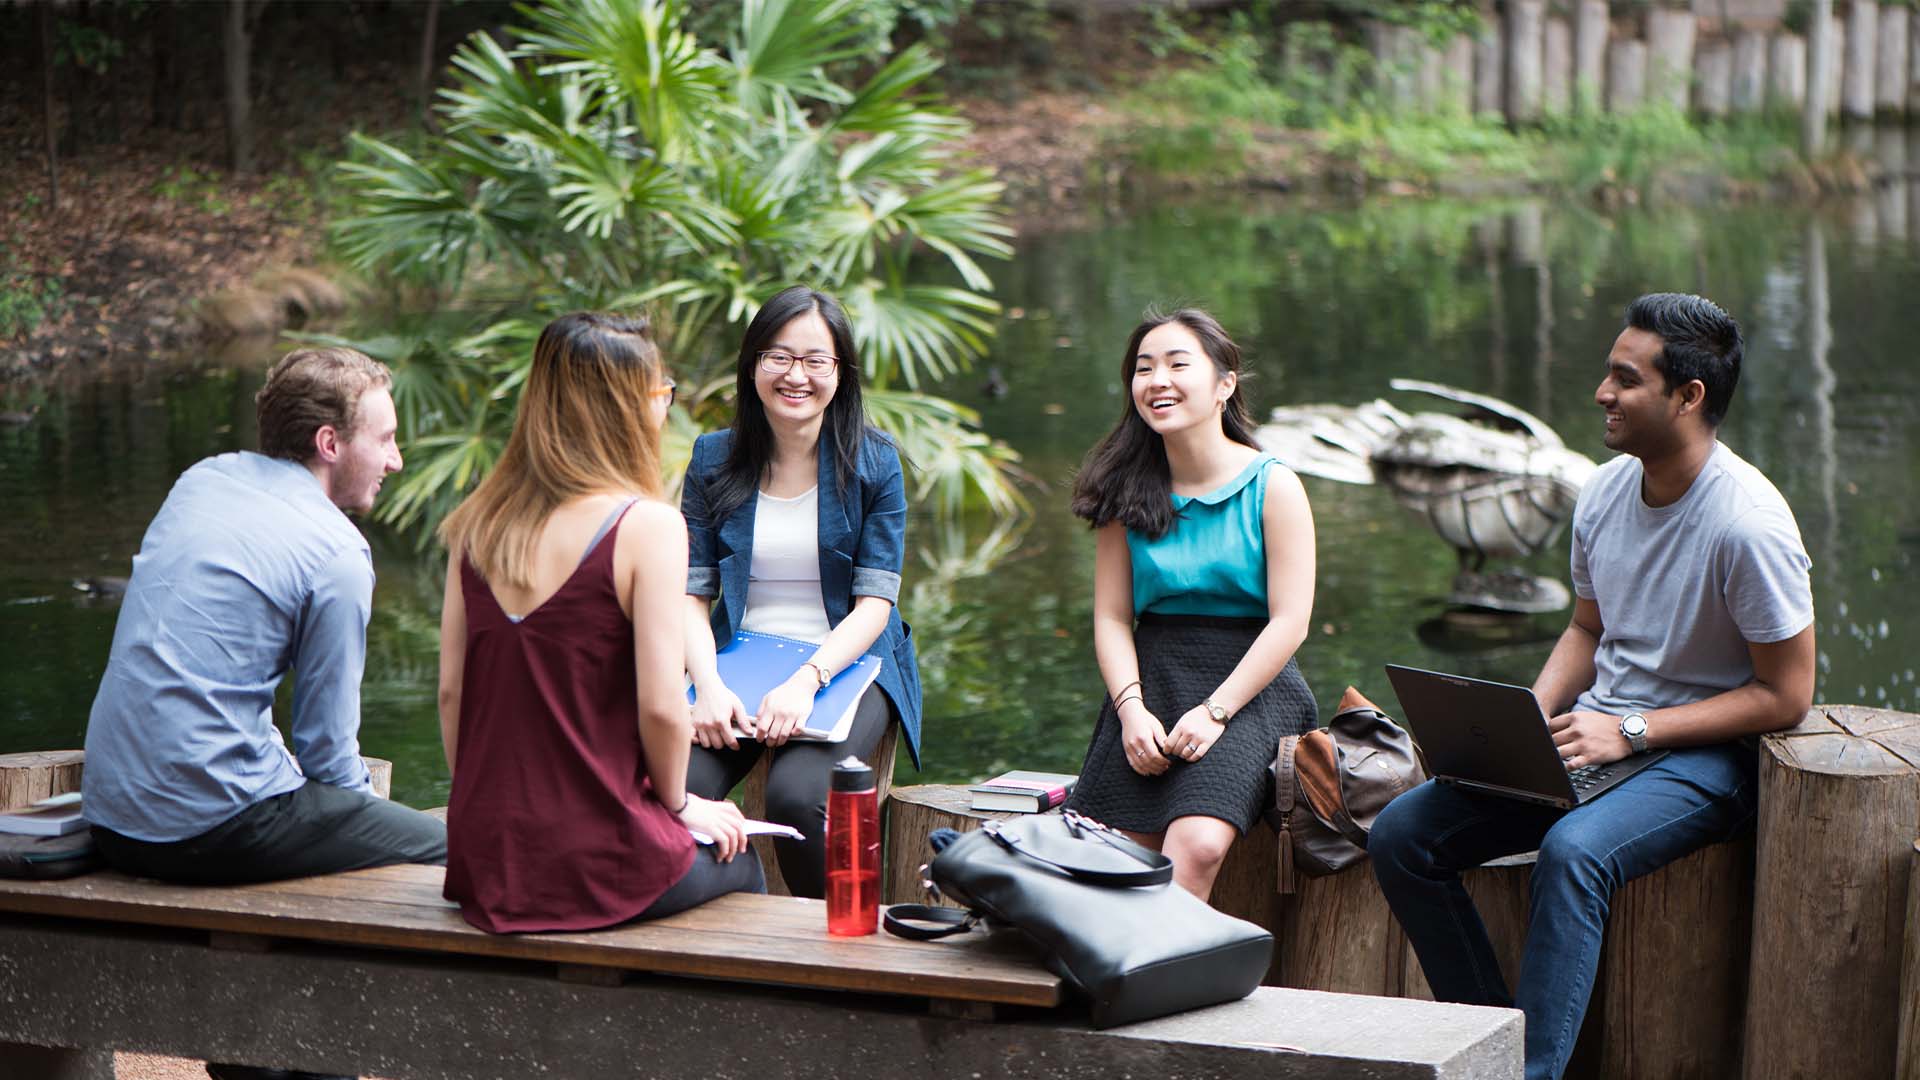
[967,770,1077,813]
[0,791,87,837]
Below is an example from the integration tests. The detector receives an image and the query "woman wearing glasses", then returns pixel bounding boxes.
[680,285,922,898]
[1064,308,1317,902]
[437,312,762,933]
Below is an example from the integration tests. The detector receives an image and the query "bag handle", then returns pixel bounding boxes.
[882,904,976,940]
[985,810,1175,888]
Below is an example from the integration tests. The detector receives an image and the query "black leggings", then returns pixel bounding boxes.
[638,843,767,919]
[684,684,892,899]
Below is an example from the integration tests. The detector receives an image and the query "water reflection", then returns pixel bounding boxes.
[3,188,1918,803]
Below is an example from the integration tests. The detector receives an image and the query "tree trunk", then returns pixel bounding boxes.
[0,751,85,812]
[38,0,59,210]
[1743,706,1920,1080]
[223,0,255,174]
[1804,1,1833,151]
[1505,0,1545,125]
[415,0,441,128]
[1572,0,1608,113]
[1841,0,1878,121]
[1899,839,1920,1080]
[1600,834,1755,1078]
[150,0,182,130]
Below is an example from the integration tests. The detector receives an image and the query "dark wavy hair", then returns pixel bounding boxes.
[705,286,869,519]
[1070,307,1259,539]
[1626,292,1743,427]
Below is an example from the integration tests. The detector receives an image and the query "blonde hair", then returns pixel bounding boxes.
[439,312,667,588]
[255,346,393,463]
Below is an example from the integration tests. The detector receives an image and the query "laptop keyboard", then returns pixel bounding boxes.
[1567,764,1607,792]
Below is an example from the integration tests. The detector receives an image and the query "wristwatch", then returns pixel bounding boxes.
[1202,697,1231,724]
[801,662,832,690]
[1619,712,1650,754]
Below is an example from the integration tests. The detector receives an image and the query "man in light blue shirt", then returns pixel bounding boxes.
[85,346,445,895]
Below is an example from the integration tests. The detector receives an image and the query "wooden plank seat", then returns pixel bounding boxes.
[0,862,1061,1009]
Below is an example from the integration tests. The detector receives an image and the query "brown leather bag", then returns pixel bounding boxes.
[1267,686,1426,892]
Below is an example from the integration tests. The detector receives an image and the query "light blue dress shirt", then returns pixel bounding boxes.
[83,451,375,842]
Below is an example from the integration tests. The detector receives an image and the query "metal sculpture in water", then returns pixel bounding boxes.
[1257,379,1596,615]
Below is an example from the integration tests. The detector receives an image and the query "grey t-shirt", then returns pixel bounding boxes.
[1570,442,1813,716]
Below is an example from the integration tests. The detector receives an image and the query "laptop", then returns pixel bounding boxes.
[1384,664,1669,810]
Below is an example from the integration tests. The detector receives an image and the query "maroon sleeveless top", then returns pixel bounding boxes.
[443,504,695,933]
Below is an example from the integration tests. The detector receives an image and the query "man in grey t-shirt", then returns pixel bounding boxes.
[1371,294,1815,1080]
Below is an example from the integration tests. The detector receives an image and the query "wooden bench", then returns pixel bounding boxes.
[0,750,1522,1079]
[0,864,1521,1079]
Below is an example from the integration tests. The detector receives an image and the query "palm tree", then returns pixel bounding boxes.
[331,0,1020,536]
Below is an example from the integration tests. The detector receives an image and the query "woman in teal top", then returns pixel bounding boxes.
[1065,308,1318,901]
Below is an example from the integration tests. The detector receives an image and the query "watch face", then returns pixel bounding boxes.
[1623,715,1647,736]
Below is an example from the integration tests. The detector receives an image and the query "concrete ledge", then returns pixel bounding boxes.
[0,918,1521,1080]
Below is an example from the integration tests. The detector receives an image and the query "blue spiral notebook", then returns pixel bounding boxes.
[689,630,883,743]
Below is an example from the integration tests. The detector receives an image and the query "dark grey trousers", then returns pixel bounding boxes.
[93,779,447,885]
[685,684,892,899]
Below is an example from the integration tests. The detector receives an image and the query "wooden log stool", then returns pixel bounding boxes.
[739,723,898,897]
[0,750,394,810]
[1745,706,1920,1080]
[1898,838,1920,1080]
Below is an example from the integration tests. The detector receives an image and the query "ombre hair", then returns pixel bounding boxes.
[439,312,669,588]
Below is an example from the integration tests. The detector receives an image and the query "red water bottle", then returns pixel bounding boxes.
[826,755,880,936]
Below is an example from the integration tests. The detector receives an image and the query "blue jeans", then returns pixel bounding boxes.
[1369,744,1759,1080]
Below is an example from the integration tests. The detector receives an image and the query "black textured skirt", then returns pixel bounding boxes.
[1063,613,1317,835]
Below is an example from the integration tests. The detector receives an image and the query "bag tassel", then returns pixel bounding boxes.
[1275,816,1297,894]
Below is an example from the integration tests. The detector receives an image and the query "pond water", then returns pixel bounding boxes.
[5,182,1919,808]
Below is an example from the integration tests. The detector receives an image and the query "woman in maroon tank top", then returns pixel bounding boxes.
[435,312,764,933]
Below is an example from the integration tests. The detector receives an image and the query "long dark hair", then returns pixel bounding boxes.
[706,286,868,519]
[1070,307,1259,540]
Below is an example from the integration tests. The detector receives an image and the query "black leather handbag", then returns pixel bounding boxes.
[884,810,1273,1029]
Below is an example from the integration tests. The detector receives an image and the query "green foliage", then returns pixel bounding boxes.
[1324,112,1537,184]
[0,262,68,341]
[150,165,233,215]
[53,21,123,75]
[331,0,1021,538]
[1542,107,1792,193]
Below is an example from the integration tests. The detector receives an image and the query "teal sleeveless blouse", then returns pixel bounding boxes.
[1127,453,1277,618]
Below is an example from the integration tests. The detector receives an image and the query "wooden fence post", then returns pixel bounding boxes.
[1573,0,1609,113]
[1731,30,1767,115]
[1697,42,1734,119]
[1506,0,1545,124]
[1841,3,1875,120]
[1769,33,1808,113]
[1443,33,1475,116]
[1743,706,1920,1080]
[1879,5,1910,119]
[1608,40,1649,113]
[1910,12,1920,115]
[1543,16,1572,116]
[1645,6,1698,112]
[1475,9,1506,116]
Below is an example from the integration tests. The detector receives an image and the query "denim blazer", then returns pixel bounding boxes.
[681,429,924,767]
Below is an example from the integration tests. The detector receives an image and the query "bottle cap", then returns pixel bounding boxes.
[831,755,875,792]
